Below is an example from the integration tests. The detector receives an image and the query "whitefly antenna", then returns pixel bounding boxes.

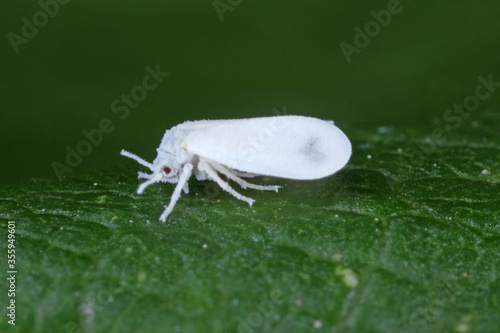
[120,149,154,170]
[121,149,162,194]
[137,171,153,179]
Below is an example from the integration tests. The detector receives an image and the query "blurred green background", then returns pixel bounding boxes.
[1,0,499,185]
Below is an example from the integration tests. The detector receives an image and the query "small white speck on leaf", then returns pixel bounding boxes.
[137,271,147,282]
[332,253,342,261]
[455,314,472,333]
[79,303,95,317]
[335,266,359,288]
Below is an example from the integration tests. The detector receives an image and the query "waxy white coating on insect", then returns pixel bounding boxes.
[120,115,351,222]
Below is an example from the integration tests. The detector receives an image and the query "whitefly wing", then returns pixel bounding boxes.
[175,116,351,180]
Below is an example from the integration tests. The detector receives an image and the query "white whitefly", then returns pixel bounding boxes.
[121,115,351,222]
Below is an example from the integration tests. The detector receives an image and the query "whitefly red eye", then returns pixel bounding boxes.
[163,167,171,175]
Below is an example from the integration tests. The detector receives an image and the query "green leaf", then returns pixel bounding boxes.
[1,110,499,333]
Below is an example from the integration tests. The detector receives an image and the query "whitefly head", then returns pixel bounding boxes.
[120,148,180,194]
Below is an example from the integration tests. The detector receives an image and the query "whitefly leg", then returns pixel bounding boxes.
[137,173,163,194]
[210,161,280,192]
[159,164,193,222]
[199,161,255,206]
[234,171,256,178]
